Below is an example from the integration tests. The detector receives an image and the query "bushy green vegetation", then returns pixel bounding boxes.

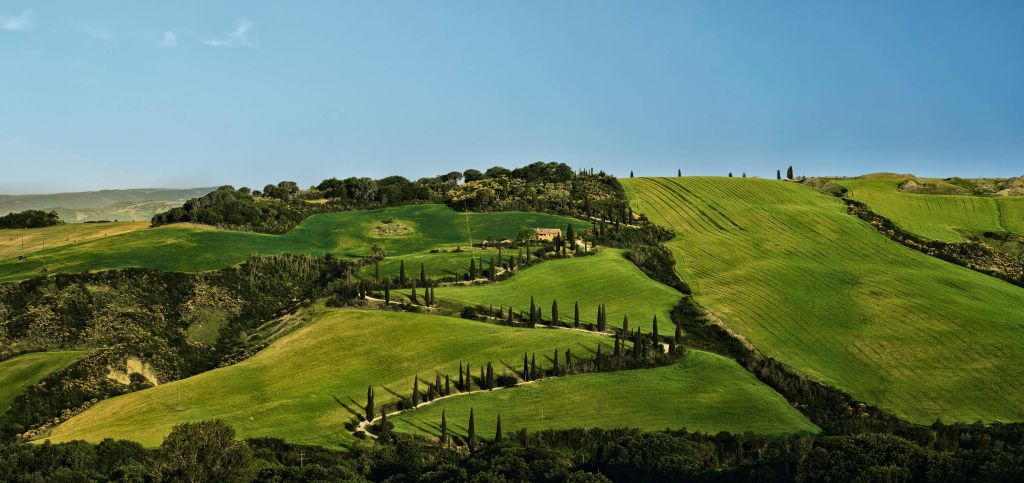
[43,309,606,448]
[0,204,587,282]
[422,249,682,332]
[0,351,87,413]
[391,351,817,438]
[624,177,1024,424]
[837,178,1024,242]
[0,210,62,229]
[0,222,148,260]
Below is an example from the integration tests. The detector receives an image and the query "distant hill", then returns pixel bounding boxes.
[0,187,216,222]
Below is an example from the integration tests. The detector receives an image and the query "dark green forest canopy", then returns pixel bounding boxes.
[0,210,62,229]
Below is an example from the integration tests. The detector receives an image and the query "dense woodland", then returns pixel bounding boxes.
[0,210,62,229]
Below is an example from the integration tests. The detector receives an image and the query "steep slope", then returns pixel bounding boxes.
[623,177,1024,423]
[0,351,88,413]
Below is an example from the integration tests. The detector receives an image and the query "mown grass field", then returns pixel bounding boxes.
[0,205,588,282]
[43,308,608,448]
[623,177,1024,424]
[837,178,1024,242]
[357,248,509,282]
[391,350,818,439]
[0,351,88,413]
[419,249,682,332]
[0,222,148,260]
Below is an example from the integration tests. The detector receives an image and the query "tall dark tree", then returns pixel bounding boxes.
[565,348,572,372]
[728,172,733,178]
[400,259,407,285]
[440,409,448,446]
[776,169,782,180]
[552,349,560,376]
[412,376,420,408]
[445,374,451,395]
[551,300,559,326]
[384,279,391,304]
[523,353,529,381]
[508,306,514,324]
[678,168,682,177]
[469,258,477,279]
[489,256,496,282]
[531,353,538,380]
[566,224,577,250]
[466,363,472,393]
[495,414,503,442]
[675,322,682,343]
[420,263,427,285]
[366,386,375,421]
[486,362,494,390]
[530,297,537,324]
[614,333,621,357]
[630,170,634,178]
[652,316,660,350]
[742,172,747,178]
[459,362,465,390]
[435,374,442,397]
[468,409,477,451]
[574,302,580,328]
[787,165,794,180]
[622,314,629,332]
[411,280,418,304]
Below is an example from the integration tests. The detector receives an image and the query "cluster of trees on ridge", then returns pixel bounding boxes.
[0,210,62,229]
[151,162,629,233]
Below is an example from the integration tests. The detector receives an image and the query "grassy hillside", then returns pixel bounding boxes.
[43,309,607,448]
[422,249,682,332]
[623,177,1024,424]
[0,205,588,282]
[837,178,1024,242]
[0,222,148,260]
[1,351,88,414]
[0,187,214,213]
[391,350,818,438]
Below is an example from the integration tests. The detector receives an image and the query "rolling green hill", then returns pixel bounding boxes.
[623,177,1024,424]
[837,178,1024,242]
[42,309,607,448]
[420,248,682,332]
[1,351,88,414]
[0,222,149,260]
[391,350,818,438]
[0,205,588,282]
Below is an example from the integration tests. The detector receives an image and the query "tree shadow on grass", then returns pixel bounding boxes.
[331,395,362,419]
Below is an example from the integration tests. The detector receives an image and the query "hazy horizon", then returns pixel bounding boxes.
[2,1,1023,194]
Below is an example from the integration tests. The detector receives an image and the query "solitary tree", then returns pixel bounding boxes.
[776,169,781,180]
[468,409,477,451]
[574,302,580,328]
[728,172,733,178]
[742,172,747,178]
[420,263,426,285]
[495,414,503,443]
[440,409,448,446]
[459,362,465,390]
[630,170,634,178]
[412,376,420,408]
[366,386,375,421]
[787,166,794,180]
[678,168,682,177]
[551,300,559,326]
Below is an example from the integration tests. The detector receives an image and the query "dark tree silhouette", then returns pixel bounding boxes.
[366,386,374,421]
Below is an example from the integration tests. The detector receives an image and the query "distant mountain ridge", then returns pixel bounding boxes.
[0,187,216,222]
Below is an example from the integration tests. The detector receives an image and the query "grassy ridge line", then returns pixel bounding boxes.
[0,351,89,414]
[836,178,1024,242]
[420,249,683,332]
[43,309,607,448]
[0,222,149,260]
[390,350,818,438]
[623,177,1024,424]
[0,205,589,282]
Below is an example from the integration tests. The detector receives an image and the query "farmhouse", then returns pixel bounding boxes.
[534,227,561,241]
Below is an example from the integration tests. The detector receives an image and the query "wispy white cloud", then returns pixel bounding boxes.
[77,24,115,40]
[161,30,177,47]
[1,9,33,31]
[203,18,256,48]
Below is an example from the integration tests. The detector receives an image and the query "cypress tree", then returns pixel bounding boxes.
[374,260,380,280]
[466,363,472,393]
[412,376,420,408]
[523,353,529,380]
[566,224,576,250]
[486,362,494,390]
[479,366,484,386]
[787,165,794,180]
[411,280,417,304]
[508,306,514,324]
[728,172,733,177]
[445,374,451,395]
[468,409,476,451]
[776,169,781,180]
[381,410,388,433]
[400,259,406,285]
[574,302,580,328]
[551,300,559,326]
[652,316,660,350]
[630,170,634,177]
[530,297,536,324]
[459,362,464,390]
[537,307,543,325]
[623,314,629,332]
[565,348,572,372]
[440,409,448,446]
[614,333,621,357]
[366,386,375,421]
[435,373,442,396]
[678,168,682,177]
[495,414,503,442]
[552,349,560,376]
[420,263,426,285]
[675,322,682,343]
[469,258,477,279]
[384,279,391,304]
[489,256,496,281]
[531,353,537,380]
[742,171,747,178]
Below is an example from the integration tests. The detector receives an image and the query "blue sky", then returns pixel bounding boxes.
[1,1,1022,194]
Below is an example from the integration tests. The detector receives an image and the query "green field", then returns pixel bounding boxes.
[1,351,88,413]
[391,350,817,438]
[0,205,588,282]
[357,248,510,282]
[419,249,682,332]
[43,308,608,448]
[623,177,1024,424]
[0,222,148,260]
[837,178,1024,242]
